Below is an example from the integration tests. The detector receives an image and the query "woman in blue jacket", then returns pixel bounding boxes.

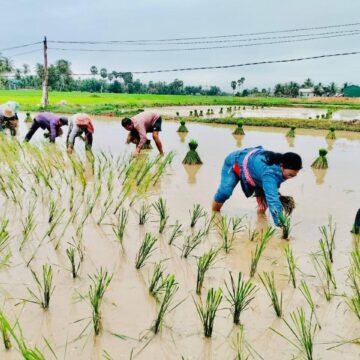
[212,146,302,226]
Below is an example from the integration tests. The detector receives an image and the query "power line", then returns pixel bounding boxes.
[48,31,360,53]
[47,29,360,46]
[48,21,360,43]
[7,49,42,58]
[0,41,42,52]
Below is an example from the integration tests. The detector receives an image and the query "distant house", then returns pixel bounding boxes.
[343,85,360,97]
[299,88,315,98]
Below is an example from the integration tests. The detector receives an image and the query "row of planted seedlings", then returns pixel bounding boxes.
[0,135,176,357]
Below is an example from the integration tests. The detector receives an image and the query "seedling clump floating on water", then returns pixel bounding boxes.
[194,287,223,338]
[196,248,219,294]
[135,233,158,269]
[233,119,245,135]
[311,148,328,169]
[225,272,257,325]
[177,120,189,133]
[326,126,336,140]
[259,271,282,317]
[286,126,296,138]
[182,139,203,165]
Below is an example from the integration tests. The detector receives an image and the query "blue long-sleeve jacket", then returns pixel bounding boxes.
[35,112,61,142]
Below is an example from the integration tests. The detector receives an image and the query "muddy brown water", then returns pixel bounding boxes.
[1,114,360,359]
[145,105,360,121]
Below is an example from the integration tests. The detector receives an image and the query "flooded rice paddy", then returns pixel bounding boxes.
[0,114,359,359]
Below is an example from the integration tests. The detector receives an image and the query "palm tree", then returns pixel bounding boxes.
[0,56,13,75]
[302,78,314,88]
[100,68,108,79]
[23,63,30,75]
[231,81,237,94]
[90,66,98,76]
[237,77,245,92]
[107,73,114,82]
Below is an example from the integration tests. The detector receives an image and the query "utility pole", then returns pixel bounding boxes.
[41,36,49,107]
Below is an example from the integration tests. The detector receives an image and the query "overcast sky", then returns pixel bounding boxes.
[2,0,360,91]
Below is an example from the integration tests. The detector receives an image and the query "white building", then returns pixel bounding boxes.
[299,88,315,98]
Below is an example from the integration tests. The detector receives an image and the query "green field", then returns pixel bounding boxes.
[1,90,360,113]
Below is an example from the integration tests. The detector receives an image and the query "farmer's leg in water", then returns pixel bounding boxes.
[24,119,40,142]
[84,131,93,152]
[152,117,164,155]
[67,122,82,154]
[212,153,239,211]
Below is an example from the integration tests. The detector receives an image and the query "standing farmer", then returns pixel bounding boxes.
[66,113,94,154]
[121,111,164,156]
[24,112,68,143]
[0,101,20,136]
[212,146,302,226]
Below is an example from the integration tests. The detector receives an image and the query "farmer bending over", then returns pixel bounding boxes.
[121,111,164,156]
[212,146,302,226]
[0,101,20,136]
[25,112,68,143]
[66,113,94,154]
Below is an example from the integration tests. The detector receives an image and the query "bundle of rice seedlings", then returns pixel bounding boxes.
[286,126,296,138]
[189,111,193,116]
[112,208,129,248]
[137,202,151,225]
[199,110,203,116]
[219,108,223,114]
[24,112,32,123]
[196,248,219,294]
[177,120,189,133]
[233,120,245,135]
[225,272,257,325]
[190,203,206,228]
[182,139,203,165]
[284,245,297,288]
[142,139,153,150]
[88,268,113,335]
[194,110,198,117]
[152,275,179,334]
[153,197,169,233]
[194,288,223,338]
[271,308,318,360]
[27,264,54,309]
[249,226,275,277]
[311,148,328,169]
[259,272,282,317]
[299,280,321,329]
[319,217,336,263]
[66,245,81,278]
[168,221,183,245]
[135,233,157,269]
[279,213,292,240]
[279,194,295,215]
[182,229,205,258]
[326,126,336,140]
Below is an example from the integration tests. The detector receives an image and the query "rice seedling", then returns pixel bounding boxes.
[66,245,81,278]
[27,264,54,309]
[202,212,215,236]
[286,126,296,137]
[190,203,206,228]
[20,202,37,250]
[181,229,205,258]
[247,223,259,242]
[194,287,223,338]
[299,280,321,329]
[88,268,113,335]
[249,226,275,277]
[168,221,183,245]
[231,325,261,360]
[0,219,11,269]
[182,139,203,165]
[319,216,336,263]
[148,262,169,298]
[97,198,114,225]
[135,233,158,269]
[218,216,245,253]
[326,126,336,139]
[233,119,245,135]
[152,275,179,334]
[311,148,328,169]
[347,248,360,320]
[48,197,57,223]
[279,213,292,240]
[259,272,282,317]
[153,197,169,234]
[0,313,11,350]
[225,272,257,325]
[137,202,151,225]
[177,120,189,133]
[196,248,219,294]
[44,207,65,240]
[112,208,129,247]
[284,245,297,288]
[271,308,318,360]
[279,194,296,215]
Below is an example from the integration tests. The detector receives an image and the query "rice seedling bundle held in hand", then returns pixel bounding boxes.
[183,139,203,165]
[279,213,292,240]
[311,148,328,169]
[177,120,188,133]
[279,194,295,215]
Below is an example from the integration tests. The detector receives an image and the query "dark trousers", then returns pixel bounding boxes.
[25,119,41,142]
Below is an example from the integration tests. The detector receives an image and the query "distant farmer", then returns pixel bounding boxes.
[66,113,94,154]
[0,101,20,136]
[121,111,164,156]
[212,146,302,226]
[353,208,360,234]
[24,112,68,143]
